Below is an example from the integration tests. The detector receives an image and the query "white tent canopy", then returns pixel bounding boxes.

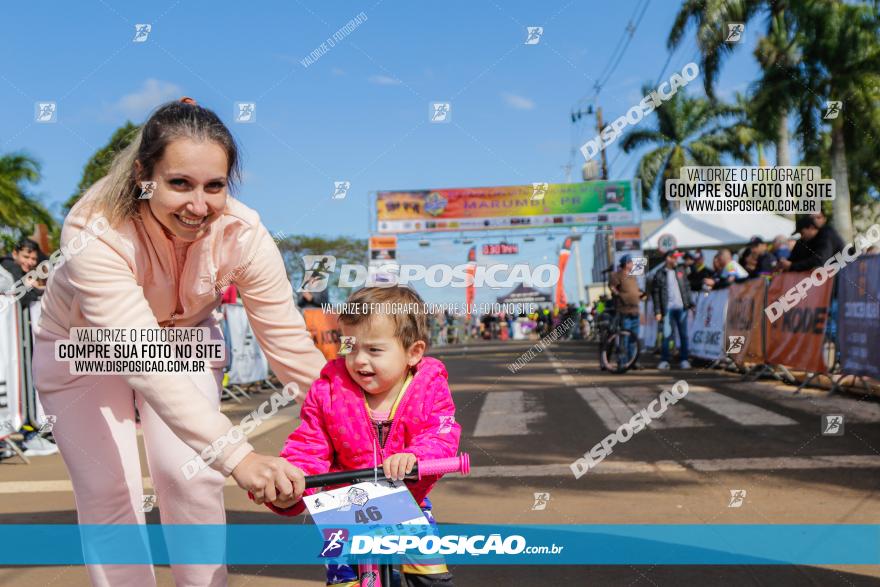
[643,211,794,251]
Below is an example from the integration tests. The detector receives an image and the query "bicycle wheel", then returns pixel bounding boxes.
[600,330,640,373]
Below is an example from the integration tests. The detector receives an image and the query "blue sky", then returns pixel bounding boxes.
[1,1,766,305]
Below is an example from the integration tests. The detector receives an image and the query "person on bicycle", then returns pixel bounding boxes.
[650,249,694,370]
[261,285,459,587]
[608,254,643,370]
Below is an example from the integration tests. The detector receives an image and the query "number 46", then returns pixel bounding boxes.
[355,506,383,523]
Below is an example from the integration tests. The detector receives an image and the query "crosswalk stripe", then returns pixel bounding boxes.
[674,385,797,426]
[686,454,880,472]
[474,391,544,437]
[576,386,707,430]
[727,382,880,423]
[575,387,633,430]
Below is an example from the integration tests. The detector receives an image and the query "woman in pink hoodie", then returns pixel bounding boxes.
[31,98,326,587]
[263,286,460,586]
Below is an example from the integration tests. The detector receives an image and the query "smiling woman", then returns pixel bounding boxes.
[30,98,327,587]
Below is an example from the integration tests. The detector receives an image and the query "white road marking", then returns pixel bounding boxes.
[555,367,569,374]
[576,386,707,430]
[474,391,545,437]
[687,455,880,472]
[673,385,797,426]
[727,382,880,423]
[561,374,576,385]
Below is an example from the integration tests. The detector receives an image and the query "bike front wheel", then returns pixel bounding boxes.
[599,330,640,373]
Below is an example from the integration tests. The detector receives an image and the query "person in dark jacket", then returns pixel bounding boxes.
[651,250,694,370]
[0,238,45,307]
[812,211,845,253]
[779,216,837,272]
[745,236,776,277]
[684,250,714,294]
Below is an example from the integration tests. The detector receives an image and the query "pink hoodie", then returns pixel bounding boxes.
[265,356,461,516]
[33,177,326,476]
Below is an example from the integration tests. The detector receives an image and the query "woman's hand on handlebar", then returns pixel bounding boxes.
[231,452,305,505]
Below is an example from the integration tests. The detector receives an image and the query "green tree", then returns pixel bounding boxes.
[0,152,55,253]
[63,121,140,215]
[277,234,368,302]
[786,0,880,241]
[620,86,746,215]
[668,0,796,165]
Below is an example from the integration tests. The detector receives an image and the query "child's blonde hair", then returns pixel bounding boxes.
[338,286,429,349]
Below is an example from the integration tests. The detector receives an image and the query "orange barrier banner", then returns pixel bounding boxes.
[303,309,341,361]
[765,272,832,373]
[725,278,766,367]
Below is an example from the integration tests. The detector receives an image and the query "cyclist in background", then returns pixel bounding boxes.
[608,255,644,370]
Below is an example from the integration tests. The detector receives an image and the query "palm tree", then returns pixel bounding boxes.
[0,152,54,251]
[668,0,794,165]
[620,86,746,215]
[785,0,880,241]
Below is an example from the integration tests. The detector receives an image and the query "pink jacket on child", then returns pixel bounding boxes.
[266,355,461,516]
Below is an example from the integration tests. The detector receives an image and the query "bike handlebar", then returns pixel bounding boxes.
[304,453,470,489]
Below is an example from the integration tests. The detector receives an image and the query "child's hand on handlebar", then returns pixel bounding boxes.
[383,452,416,481]
[231,452,305,505]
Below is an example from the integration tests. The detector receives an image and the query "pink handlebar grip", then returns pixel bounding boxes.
[417,453,470,479]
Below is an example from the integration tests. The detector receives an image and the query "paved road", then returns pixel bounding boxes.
[2,340,879,585]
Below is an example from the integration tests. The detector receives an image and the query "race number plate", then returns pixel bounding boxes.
[304,480,429,530]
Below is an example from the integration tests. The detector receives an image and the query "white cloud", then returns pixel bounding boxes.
[502,92,535,110]
[331,67,346,76]
[369,74,401,85]
[115,79,183,117]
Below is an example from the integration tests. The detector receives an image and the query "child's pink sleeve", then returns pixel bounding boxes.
[258,378,335,516]
[404,374,461,503]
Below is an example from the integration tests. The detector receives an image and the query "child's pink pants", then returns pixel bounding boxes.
[33,326,229,587]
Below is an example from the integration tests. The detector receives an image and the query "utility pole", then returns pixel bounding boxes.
[596,106,608,180]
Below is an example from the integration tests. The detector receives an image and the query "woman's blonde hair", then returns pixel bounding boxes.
[86,100,241,226]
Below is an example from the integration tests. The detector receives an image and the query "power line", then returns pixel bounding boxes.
[594,0,651,97]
